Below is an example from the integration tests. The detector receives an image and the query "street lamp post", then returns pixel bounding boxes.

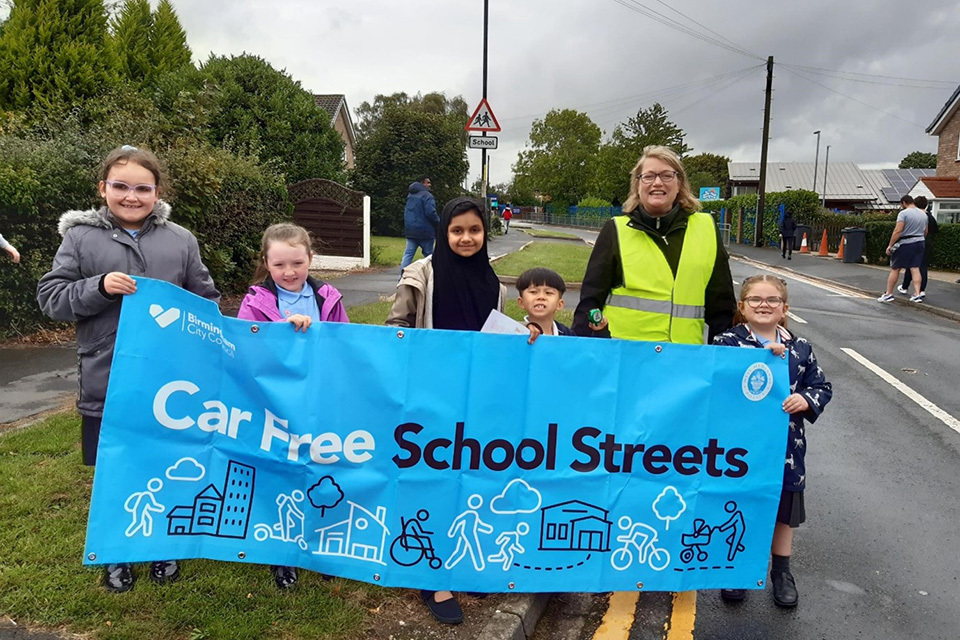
[821,145,831,208]
[812,130,821,193]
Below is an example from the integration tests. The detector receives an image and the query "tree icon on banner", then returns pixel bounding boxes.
[308,476,344,516]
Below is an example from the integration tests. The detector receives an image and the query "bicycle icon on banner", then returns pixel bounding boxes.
[389,509,443,569]
[610,516,670,572]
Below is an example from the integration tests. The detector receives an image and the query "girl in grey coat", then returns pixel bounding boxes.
[36,146,219,592]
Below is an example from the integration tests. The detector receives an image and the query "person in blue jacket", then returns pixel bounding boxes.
[400,175,440,276]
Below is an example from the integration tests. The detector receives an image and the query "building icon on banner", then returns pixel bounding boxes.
[167,461,255,539]
[539,500,612,552]
[314,501,390,565]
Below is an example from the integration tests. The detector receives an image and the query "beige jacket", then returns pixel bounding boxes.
[386,255,507,328]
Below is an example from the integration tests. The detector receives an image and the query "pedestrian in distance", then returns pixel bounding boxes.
[516,267,575,342]
[878,195,927,303]
[386,196,509,625]
[713,275,833,608]
[237,222,349,590]
[897,195,937,300]
[0,233,20,263]
[572,145,736,342]
[36,145,220,593]
[399,175,440,277]
[502,205,512,234]
[779,210,797,260]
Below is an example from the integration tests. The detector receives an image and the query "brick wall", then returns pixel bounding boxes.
[936,109,960,178]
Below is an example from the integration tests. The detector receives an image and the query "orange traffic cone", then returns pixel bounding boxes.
[817,229,829,256]
[836,236,845,260]
[799,232,809,253]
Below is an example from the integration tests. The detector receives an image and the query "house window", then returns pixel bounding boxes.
[200,503,217,513]
[197,517,214,526]
[558,524,569,539]
[546,523,557,540]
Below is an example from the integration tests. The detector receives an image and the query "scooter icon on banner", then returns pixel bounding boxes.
[254,490,308,550]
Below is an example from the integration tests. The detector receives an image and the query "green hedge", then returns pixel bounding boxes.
[864,221,960,269]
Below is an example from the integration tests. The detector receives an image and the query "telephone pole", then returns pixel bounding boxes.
[480,0,489,216]
[755,56,774,247]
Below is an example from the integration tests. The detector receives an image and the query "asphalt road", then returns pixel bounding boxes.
[534,256,960,640]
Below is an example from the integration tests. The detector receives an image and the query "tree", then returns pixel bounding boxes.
[899,151,937,169]
[199,54,344,184]
[352,92,470,235]
[514,109,601,211]
[150,0,192,75]
[110,0,153,85]
[0,0,117,113]
[611,102,691,158]
[684,152,731,198]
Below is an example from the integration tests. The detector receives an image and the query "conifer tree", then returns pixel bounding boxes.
[150,0,192,74]
[0,0,117,112]
[110,0,153,85]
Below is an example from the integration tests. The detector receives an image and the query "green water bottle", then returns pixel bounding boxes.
[588,308,603,325]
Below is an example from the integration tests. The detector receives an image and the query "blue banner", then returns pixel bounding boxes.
[85,278,789,593]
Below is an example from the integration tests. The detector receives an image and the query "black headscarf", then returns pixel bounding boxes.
[431,197,501,331]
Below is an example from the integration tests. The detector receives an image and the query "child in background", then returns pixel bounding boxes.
[516,267,574,341]
[37,145,220,593]
[237,222,349,589]
[386,196,507,625]
[712,274,832,608]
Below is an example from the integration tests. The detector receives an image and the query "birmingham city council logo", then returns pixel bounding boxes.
[149,304,181,329]
[741,362,773,401]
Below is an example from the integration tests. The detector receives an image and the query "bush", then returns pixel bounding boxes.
[577,196,611,208]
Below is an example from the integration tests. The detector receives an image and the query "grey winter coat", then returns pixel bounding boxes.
[36,202,219,417]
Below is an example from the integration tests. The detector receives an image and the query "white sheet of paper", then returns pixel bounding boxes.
[480,309,529,335]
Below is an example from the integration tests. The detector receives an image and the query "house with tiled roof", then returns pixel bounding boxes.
[909,176,960,224]
[314,94,357,169]
[926,85,960,179]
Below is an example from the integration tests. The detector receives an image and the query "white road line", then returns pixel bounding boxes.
[841,348,960,434]
[786,311,807,324]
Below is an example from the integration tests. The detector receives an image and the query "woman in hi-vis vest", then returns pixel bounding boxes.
[573,145,735,343]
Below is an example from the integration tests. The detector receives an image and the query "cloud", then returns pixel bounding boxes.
[490,479,542,515]
[166,457,205,482]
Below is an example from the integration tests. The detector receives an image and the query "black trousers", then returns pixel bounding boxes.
[81,415,102,466]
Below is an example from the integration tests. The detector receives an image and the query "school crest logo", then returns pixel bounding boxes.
[741,363,773,401]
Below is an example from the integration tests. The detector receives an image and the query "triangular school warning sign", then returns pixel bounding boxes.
[465,98,501,132]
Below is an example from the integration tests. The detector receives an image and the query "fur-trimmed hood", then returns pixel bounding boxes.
[57,200,172,237]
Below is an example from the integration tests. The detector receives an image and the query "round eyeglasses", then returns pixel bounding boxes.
[638,171,679,184]
[744,296,784,308]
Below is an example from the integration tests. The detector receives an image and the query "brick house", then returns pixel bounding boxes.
[909,176,960,224]
[926,85,960,179]
[314,94,357,169]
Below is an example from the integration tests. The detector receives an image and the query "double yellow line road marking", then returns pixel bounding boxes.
[594,590,696,639]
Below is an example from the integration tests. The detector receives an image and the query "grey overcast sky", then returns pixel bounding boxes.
[6,0,959,186]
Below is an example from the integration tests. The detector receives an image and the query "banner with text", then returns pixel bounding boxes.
[85,278,789,592]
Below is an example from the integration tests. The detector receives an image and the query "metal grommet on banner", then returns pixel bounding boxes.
[373,574,381,581]
[88,553,96,561]
[396,330,405,339]
[757,579,764,587]
[250,325,260,334]
[655,345,663,353]
[238,552,246,559]
[636,582,643,590]
[508,582,515,590]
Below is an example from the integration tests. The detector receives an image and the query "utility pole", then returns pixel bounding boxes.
[480,0,489,218]
[822,145,831,208]
[812,130,821,192]
[755,56,774,247]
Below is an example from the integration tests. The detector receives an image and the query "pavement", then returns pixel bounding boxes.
[2,230,957,640]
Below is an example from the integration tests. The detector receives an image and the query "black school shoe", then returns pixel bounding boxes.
[103,563,135,593]
[771,570,798,607]
[149,560,181,584]
[420,590,463,625]
[720,588,746,602]
[271,565,299,589]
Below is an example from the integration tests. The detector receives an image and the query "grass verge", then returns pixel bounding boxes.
[0,413,393,640]
[492,241,592,283]
[370,236,406,267]
[520,229,581,240]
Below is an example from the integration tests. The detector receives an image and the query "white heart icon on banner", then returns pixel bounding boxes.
[149,304,181,329]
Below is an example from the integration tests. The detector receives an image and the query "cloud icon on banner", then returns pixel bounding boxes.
[166,457,205,481]
[490,479,542,514]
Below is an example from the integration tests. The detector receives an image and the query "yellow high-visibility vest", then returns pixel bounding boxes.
[604,212,717,344]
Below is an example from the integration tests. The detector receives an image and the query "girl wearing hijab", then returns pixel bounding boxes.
[386,196,506,625]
